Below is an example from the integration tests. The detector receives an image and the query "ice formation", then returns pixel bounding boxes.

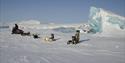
[89,7,125,34]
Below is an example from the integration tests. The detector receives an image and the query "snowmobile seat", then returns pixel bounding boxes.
[21,32,31,36]
[33,34,40,39]
[67,40,73,44]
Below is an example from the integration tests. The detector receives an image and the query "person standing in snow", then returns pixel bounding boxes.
[75,30,80,44]
[67,30,80,44]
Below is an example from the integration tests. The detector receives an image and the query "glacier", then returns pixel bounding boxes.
[89,7,125,35]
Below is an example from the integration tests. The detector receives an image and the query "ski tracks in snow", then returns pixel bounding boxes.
[40,57,51,63]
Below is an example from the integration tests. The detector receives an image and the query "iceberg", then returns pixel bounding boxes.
[89,7,125,35]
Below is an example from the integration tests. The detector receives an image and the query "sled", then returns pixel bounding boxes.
[41,36,56,43]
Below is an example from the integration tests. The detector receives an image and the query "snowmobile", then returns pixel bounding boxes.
[42,33,56,42]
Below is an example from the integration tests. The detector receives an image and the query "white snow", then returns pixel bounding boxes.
[0,27,125,63]
[0,7,125,63]
[19,20,41,25]
[16,21,83,30]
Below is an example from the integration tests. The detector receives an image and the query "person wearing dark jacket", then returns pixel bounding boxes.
[12,24,24,34]
[15,24,18,30]
[49,33,55,41]
[12,24,18,34]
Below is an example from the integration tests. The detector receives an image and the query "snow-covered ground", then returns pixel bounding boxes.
[1,6,125,63]
[0,28,125,63]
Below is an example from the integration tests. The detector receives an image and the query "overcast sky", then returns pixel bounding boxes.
[0,0,125,23]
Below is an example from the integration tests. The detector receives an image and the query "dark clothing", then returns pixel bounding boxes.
[15,24,18,30]
[50,34,54,41]
[75,32,80,43]
[75,30,80,43]
[12,27,24,34]
[33,34,39,39]
[12,24,24,34]
[72,36,76,44]
[12,24,31,37]
[67,30,80,45]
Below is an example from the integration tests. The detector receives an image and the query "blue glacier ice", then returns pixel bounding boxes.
[89,7,125,33]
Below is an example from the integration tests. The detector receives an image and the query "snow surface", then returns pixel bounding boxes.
[18,20,41,25]
[0,28,125,63]
[0,7,125,63]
